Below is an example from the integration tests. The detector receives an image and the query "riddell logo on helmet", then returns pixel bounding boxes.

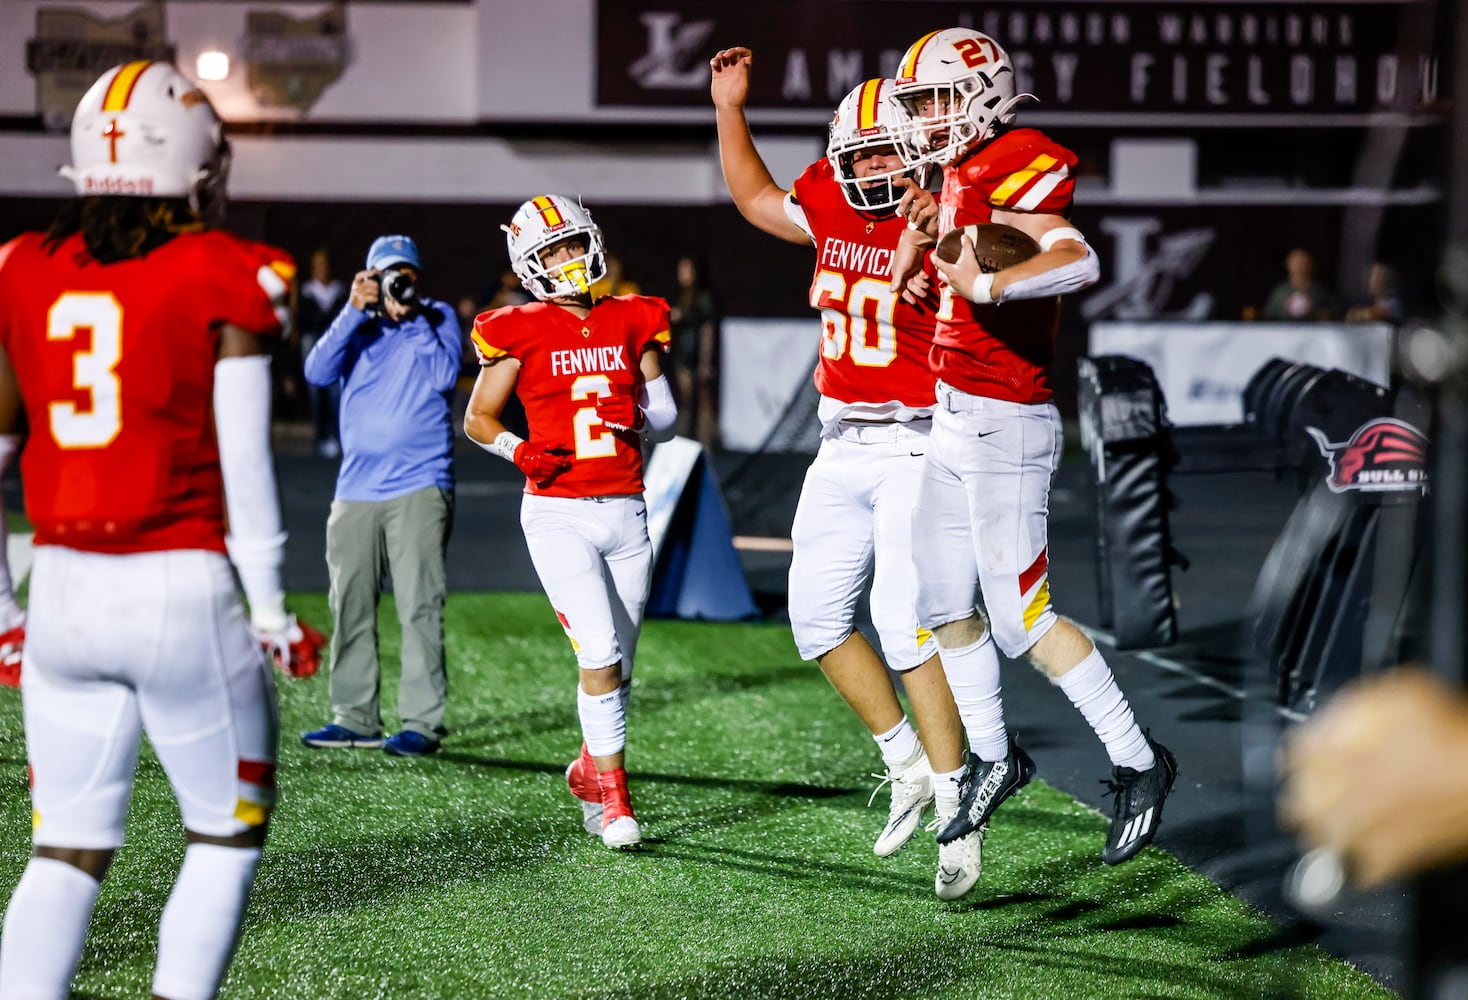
[84,175,154,195]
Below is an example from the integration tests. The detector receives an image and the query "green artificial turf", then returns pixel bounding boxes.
[0,593,1390,999]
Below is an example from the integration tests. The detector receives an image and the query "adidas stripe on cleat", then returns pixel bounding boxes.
[1102,735,1178,865]
[935,739,1036,845]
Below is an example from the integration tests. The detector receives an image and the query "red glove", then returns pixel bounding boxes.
[255,613,327,679]
[595,391,643,432]
[513,441,573,486]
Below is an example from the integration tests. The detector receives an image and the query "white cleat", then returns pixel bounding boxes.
[579,799,605,837]
[602,814,643,850]
[871,751,935,857]
[932,807,985,901]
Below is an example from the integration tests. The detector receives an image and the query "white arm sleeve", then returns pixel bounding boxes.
[997,236,1100,303]
[214,355,288,632]
[639,374,678,443]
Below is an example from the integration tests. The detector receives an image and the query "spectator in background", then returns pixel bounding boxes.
[1262,247,1339,321]
[301,235,461,757]
[670,254,722,449]
[297,247,347,458]
[1345,261,1405,324]
[591,253,641,301]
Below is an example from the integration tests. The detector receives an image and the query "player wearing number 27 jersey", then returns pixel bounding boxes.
[888,28,1177,867]
[712,48,979,902]
[466,194,677,852]
[0,61,310,1000]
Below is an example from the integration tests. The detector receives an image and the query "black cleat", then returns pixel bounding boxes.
[1102,736,1178,865]
[935,739,1037,845]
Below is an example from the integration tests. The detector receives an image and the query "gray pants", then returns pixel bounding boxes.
[325,486,453,737]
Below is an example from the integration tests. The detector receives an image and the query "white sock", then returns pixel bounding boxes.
[0,856,102,1000]
[873,718,922,770]
[577,684,626,759]
[937,634,1009,761]
[0,433,24,632]
[152,844,261,1000]
[932,766,965,814]
[1053,646,1155,771]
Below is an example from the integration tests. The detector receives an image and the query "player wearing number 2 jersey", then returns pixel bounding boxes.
[888,28,1177,866]
[0,61,315,1000]
[711,47,981,901]
[466,194,677,850]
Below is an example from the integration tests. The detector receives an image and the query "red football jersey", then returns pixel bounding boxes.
[789,159,937,410]
[933,128,1078,404]
[0,229,293,554]
[471,295,671,498]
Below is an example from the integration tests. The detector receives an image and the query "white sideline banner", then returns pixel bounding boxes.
[1088,321,1393,425]
[718,318,820,452]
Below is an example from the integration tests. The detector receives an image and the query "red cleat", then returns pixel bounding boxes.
[596,766,642,849]
[566,743,603,836]
[0,625,23,688]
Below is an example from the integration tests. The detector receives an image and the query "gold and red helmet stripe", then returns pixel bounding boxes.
[532,196,565,230]
[896,31,942,82]
[855,79,884,131]
[101,60,153,112]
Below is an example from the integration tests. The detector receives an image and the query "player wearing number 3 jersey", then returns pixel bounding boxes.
[0,61,309,1000]
[711,47,981,901]
[466,195,677,851]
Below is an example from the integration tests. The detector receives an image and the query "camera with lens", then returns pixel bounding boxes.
[370,267,419,314]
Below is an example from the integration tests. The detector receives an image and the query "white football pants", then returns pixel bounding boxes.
[913,382,1064,657]
[788,420,938,671]
[520,493,651,672]
[22,546,278,848]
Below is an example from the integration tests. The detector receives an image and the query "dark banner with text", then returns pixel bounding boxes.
[596,0,1446,120]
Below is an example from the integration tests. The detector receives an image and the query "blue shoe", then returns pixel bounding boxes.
[301,723,384,749]
[383,730,441,757]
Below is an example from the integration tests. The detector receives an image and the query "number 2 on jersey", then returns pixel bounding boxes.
[570,374,617,460]
[811,271,898,367]
[47,292,123,449]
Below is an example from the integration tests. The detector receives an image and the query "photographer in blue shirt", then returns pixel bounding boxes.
[300,235,460,756]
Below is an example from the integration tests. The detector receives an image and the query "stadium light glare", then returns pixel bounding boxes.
[196,51,230,82]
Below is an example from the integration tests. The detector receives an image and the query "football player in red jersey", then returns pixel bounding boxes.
[0,61,319,999]
[886,28,1178,865]
[711,47,981,900]
[465,195,677,851]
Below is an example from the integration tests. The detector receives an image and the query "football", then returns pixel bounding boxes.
[935,223,1041,273]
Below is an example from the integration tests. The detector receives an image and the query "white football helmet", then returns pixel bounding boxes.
[61,61,228,205]
[826,78,914,211]
[887,29,1031,168]
[503,195,608,301]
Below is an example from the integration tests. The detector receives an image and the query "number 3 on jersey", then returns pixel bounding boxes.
[811,271,897,367]
[47,292,123,449]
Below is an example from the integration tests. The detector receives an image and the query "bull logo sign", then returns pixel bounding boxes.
[1307,418,1429,494]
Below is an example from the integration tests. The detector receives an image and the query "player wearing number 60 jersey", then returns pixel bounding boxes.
[0,61,319,1000]
[711,47,979,901]
[466,194,677,851]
